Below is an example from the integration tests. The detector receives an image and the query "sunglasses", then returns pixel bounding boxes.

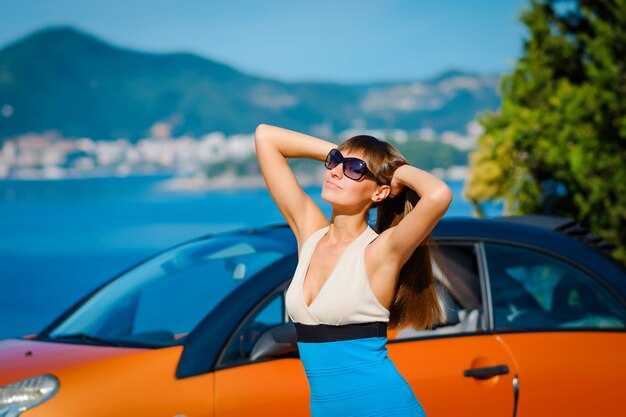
[324,149,382,183]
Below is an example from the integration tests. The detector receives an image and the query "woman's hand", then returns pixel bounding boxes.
[388,165,408,198]
[387,164,451,201]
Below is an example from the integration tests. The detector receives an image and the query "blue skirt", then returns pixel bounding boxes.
[295,322,426,417]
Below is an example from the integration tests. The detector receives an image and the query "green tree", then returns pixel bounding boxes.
[465,0,626,263]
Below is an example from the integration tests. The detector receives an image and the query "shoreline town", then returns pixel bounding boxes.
[0,122,481,188]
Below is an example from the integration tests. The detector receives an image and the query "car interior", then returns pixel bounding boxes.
[396,243,485,339]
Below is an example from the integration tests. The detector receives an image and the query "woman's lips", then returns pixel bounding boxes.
[325,180,342,189]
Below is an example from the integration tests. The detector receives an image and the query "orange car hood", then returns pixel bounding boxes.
[0,338,147,385]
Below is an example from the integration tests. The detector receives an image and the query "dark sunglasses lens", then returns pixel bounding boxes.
[344,158,366,180]
[325,149,342,169]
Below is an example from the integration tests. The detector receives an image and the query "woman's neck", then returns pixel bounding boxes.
[327,213,369,244]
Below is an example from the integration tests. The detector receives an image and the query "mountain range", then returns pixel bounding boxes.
[0,26,501,141]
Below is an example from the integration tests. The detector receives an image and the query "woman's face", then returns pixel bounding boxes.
[321,150,381,211]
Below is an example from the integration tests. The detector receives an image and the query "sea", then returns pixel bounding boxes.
[0,175,503,339]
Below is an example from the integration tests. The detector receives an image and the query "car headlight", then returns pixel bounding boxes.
[0,374,59,417]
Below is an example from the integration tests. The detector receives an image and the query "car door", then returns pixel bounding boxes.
[389,242,518,417]
[483,241,626,417]
[213,288,310,417]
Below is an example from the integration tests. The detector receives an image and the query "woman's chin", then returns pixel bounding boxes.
[321,191,359,211]
[320,188,333,203]
[321,188,342,205]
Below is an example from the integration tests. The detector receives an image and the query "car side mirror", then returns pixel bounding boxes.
[250,322,298,361]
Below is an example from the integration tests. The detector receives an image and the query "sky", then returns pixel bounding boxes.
[0,0,529,83]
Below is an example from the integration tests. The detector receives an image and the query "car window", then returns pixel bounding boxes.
[47,234,292,347]
[484,242,626,330]
[395,243,487,340]
[219,290,286,365]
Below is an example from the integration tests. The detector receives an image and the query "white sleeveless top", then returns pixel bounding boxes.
[285,225,390,325]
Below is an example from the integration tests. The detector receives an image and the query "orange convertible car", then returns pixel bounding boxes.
[2,215,626,416]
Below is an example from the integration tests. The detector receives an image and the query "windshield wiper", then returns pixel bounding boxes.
[51,333,121,347]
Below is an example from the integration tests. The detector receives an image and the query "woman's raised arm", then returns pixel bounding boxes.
[378,165,453,267]
[254,124,334,247]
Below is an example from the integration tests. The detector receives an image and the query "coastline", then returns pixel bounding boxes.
[155,165,470,192]
[155,172,325,191]
[1,165,469,190]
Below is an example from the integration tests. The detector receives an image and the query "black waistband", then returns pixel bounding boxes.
[294,321,388,343]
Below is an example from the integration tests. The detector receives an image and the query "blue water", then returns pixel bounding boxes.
[0,175,502,339]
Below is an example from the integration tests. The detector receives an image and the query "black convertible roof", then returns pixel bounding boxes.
[492,214,618,255]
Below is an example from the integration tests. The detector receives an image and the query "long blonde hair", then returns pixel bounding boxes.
[338,135,446,330]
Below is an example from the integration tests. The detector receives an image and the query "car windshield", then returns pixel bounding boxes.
[45,232,293,347]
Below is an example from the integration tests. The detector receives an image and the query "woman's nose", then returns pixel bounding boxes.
[330,163,343,178]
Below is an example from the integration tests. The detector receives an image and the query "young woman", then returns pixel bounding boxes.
[254,124,453,416]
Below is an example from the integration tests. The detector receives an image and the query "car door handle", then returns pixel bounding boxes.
[463,365,509,380]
